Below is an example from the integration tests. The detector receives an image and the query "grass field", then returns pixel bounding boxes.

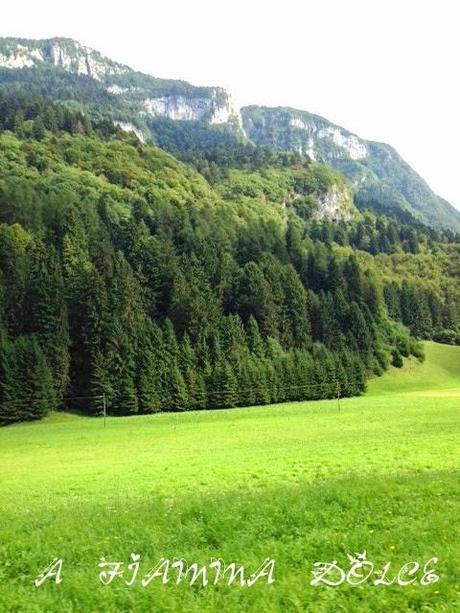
[0,342,459,612]
[367,341,460,395]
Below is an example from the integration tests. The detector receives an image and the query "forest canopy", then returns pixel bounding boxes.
[0,95,458,423]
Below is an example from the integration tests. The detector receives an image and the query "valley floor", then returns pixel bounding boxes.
[0,342,459,612]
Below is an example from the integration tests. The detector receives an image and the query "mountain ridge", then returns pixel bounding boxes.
[0,36,459,231]
[240,105,460,230]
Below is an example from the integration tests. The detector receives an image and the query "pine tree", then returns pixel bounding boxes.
[347,302,372,355]
[13,109,25,136]
[384,282,402,320]
[428,292,443,333]
[237,358,256,407]
[0,333,16,423]
[179,333,204,410]
[413,288,433,339]
[237,262,278,338]
[246,316,265,358]
[307,291,319,342]
[135,320,163,412]
[13,336,56,420]
[32,117,46,140]
[306,246,328,291]
[169,365,189,411]
[211,360,237,408]
[246,356,270,405]
[257,359,273,403]
[281,265,311,348]
[326,256,343,292]
[104,324,139,415]
[344,255,363,299]
[89,350,115,415]
[286,221,304,271]
[220,314,248,367]
[24,243,70,400]
[317,291,340,348]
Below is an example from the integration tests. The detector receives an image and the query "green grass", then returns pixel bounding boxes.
[0,342,459,612]
[367,341,460,395]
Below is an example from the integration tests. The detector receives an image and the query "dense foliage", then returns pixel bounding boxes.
[1,36,459,233]
[0,96,458,424]
[242,106,460,232]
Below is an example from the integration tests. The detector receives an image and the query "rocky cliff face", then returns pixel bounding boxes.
[113,121,147,144]
[0,38,245,133]
[241,106,368,163]
[1,37,459,231]
[314,184,354,222]
[241,106,460,231]
[142,91,243,127]
[0,38,128,79]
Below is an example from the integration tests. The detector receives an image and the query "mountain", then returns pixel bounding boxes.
[0,37,244,135]
[0,36,129,78]
[0,66,459,424]
[241,106,460,232]
[0,36,458,232]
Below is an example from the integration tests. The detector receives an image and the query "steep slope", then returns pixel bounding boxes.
[0,36,129,78]
[1,97,383,424]
[241,106,460,232]
[0,37,244,140]
[0,94,459,426]
[0,36,459,233]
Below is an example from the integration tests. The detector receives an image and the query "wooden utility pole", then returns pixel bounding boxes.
[103,393,107,428]
[336,382,341,413]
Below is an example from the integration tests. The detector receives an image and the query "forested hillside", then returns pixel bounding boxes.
[1,37,459,233]
[0,95,459,424]
[241,106,460,232]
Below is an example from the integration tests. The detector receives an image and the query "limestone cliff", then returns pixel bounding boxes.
[1,36,459,230]
[0,37,128,79]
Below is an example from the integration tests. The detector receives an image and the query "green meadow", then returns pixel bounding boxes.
[0,342,459,612]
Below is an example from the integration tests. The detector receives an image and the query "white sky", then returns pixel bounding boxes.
[4,0,460,209]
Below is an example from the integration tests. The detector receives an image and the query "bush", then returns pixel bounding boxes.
[391,349,403,368]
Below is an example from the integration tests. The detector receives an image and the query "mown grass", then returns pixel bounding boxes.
[367,340,460,395]
[0,343,459,612]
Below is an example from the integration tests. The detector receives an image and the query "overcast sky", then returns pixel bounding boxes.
[4,0,460,209]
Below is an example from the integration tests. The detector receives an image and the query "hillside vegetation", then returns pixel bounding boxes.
[0,96,459,424]
[242,106,460,232]
[1,37,459,231]
[367,341,460,395]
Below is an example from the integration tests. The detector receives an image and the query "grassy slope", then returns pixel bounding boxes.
[0,343,459,612]
[367,341,460,395]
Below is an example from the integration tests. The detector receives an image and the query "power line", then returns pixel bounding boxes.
[0,378,356,418]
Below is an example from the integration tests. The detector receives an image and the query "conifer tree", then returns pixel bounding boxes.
[89,350,115,415]
[13,336,56,420]
[169,365,189,411]
[383,282,401,320]
[211,360,237,408]
[24,243,70,399]
[326,256,343,292]
[246,316,265,358]
[179,332,206,410]
[347,301,372,355]
[281,265,311,348]
[344,255,363,299]
[0,333,15,423]
[32,117,45,140]
[246,356,270,405]
[237,262,277,338]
